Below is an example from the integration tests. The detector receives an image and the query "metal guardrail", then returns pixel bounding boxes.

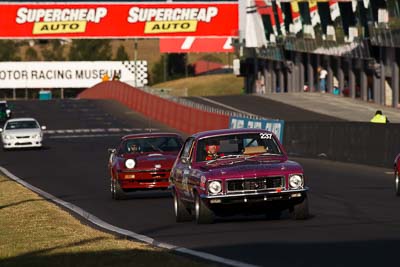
[138,86,263,120]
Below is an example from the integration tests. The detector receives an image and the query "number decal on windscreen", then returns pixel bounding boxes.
[260,133,273,139]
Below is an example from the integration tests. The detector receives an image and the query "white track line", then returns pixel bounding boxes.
[0,166,259,267]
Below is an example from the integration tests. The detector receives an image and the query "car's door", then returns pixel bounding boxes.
[172,137,195,199]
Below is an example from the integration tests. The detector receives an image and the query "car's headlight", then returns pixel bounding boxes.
[125,159,136,169]
[208,180,222,195]
[289,174,304,189]
[31,134,39,138]
[3,135,14,140]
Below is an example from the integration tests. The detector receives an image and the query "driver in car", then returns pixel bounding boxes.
[129,143,140,153]
[205,144,222,160]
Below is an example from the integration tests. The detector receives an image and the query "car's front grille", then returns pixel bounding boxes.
[16,136,30,139]
[226,176,284,193]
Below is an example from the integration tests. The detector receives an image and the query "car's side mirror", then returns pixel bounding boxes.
[41,126,47,130]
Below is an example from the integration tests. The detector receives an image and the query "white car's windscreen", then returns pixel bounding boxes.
[5,121,39,130]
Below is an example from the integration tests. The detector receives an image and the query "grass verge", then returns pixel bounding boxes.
[0,174,212,267]
[152,74,244,97]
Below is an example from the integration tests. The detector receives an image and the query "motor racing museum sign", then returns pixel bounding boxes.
[0,2,238,38]
[0,61,148,88]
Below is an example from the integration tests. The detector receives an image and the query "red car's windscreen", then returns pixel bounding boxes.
[121,136,182,154]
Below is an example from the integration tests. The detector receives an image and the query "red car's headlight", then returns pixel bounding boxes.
[125,159,136,169]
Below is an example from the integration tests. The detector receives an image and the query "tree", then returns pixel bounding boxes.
[0,40,21,61]
[25,47,39,61]
[166,53,186,79]
[114,45,129,61]
[68,39,112,61]
[41,40,65,61]
[150,55,166,85]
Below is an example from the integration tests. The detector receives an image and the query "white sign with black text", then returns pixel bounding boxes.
[0,61,148,88]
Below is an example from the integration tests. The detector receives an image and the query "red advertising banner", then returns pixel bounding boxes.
[160,37,234,53]
[0,2,238,39]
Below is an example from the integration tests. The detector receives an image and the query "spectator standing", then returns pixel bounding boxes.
[318,67,328,93]
[370,110,389,123]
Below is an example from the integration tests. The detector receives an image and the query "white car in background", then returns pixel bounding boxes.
[0,118,46,149]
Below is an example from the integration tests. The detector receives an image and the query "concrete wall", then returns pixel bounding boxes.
[78,81,229,135]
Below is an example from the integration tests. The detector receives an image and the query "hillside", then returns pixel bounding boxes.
[151,73,243,96]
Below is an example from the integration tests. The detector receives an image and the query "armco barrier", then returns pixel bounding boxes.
[78,81,229,134]
[283,121,400,168]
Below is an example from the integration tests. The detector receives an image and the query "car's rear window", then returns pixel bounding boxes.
[196,133,282,162]
[122,136,182,154]
[6,121,38,130]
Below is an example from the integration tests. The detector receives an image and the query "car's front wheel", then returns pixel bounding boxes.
[111,178,125,200]
[395,170,400,196]
[173,190,192,222]
[291,194,309,220]
[195,194,214,224]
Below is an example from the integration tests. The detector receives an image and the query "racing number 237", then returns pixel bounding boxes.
[260,133,273,139]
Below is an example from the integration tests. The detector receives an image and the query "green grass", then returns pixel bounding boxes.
[152,73,244,97]
[0,175,214,267]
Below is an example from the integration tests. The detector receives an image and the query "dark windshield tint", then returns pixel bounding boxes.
[122,136,182,154]
[196,133,282,162]
[6,120,38,130]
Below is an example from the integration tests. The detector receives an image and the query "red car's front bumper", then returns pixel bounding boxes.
[116,169,171,190]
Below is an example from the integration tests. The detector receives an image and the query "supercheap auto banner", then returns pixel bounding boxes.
[0,2,238,38]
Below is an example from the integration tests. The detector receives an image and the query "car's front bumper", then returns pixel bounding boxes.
[117,169,171,190]
[2,137,43,149]
[200,188,308,205]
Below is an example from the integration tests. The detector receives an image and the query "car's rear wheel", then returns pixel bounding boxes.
[195,194,214,224]
[291,194,309,220]
[111,178,125,200]
[173,190,192,222]
[395,170,400,196]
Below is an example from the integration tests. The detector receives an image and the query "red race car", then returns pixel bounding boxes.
[170,128,309,224]
[109,132,184,199]
[395,154,400,196]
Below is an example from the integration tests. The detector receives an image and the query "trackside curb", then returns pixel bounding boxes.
[0,166,259,267]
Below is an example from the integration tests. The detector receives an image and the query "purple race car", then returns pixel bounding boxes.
[170,128,309,224]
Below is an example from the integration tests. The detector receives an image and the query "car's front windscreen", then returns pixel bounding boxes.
[122,136,182,154]
[196,133,283,162]
[5,121,39,130]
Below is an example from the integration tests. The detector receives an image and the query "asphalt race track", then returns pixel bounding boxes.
[1,99,399,267]
[185,95,344,121]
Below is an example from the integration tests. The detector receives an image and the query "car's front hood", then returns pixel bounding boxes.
[201,158,302,179]
[2,129,42,136]
[120,152,178,170]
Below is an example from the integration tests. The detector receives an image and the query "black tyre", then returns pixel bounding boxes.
[395,170,400,196]
[292,194,309,220]
[173,190,192,222]
[111,178,125,200]
[195,194,214,224]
